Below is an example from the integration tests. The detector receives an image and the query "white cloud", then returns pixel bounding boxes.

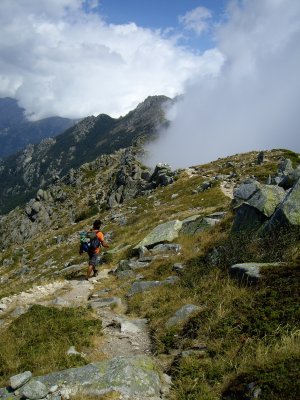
[0,0,220,120]
[146,0,300,168]
[179,6,212,36]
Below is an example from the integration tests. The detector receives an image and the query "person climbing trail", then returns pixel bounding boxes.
[80,219,109,280]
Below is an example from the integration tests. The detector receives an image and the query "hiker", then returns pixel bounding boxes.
[83,219,109,280]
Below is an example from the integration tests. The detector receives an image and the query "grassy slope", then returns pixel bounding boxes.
[0,148,299,398]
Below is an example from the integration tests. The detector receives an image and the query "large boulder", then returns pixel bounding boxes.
[247,185,286,217]
[134,220,183,249]
[233,180,260,202]
[232,203,268,232]
[265,179,300,229]
[232,184,286,232]
[279,166,300,189]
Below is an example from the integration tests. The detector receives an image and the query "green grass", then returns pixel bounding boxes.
[0,305,102,386]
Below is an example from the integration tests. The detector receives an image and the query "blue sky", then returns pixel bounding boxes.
[0,0,299,164]
[85,0,228,52]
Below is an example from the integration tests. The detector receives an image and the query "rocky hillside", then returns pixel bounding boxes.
[0,97,76,159]
[0,95,171,215]
[0,147,299,400]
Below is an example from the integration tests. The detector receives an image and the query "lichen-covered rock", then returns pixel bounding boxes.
[134,220,183,249]
[265,179,300,228]
[247,184,286,217]
[37,356,161,399]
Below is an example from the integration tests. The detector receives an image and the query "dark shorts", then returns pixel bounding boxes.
[88,253,100,267]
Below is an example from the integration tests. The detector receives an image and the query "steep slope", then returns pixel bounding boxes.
[0,148,299,399]
[0,95,171,215]
[0,97,76,159]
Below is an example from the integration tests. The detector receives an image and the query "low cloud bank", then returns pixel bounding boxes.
[0,0,219,120]
[145,0,300,168]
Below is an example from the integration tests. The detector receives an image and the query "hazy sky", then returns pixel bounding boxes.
[0,0,299,166]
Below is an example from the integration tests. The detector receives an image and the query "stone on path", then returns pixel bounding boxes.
[10,371,32,390]
[21,379,49,400]
[89,297,122,309]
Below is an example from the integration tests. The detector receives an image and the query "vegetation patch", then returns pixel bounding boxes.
[0,305,102,386]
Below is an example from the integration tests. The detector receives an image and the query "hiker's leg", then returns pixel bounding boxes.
[86,264,93,279]
[93,255,100,276]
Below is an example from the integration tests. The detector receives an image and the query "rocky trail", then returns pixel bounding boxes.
[0,265,170,400]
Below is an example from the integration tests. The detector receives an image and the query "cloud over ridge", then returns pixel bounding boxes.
[146,0,300,168]
[0,0,220,120]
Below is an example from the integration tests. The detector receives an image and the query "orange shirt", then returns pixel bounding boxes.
[95,231,104,254]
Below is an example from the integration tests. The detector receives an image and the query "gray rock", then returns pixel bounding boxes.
[233,180,260,201]
[36,356,161,399]
[52,297,70,307]
[89,297,122,309]
[247,184,286,217]
[180,215,220,235]
[134,220,183,249]
[257,151,264,165]
[165,304,201,328]
[11,306,27,317]
[21,379,49,400]
[278,158,293,175]
[67,346,81,356]
[116,270,135,279]
[119,318,148,334]
[10,371,32,390]
[164,276,180,284]
[264,178,300,229]
[56,263,83,275]
[196,181,212,192]
[172,263,185,273]
[129,281,162,295]
[279,166,300,189]
[0,388,19,399]
[0,303,8,311]
[232,203,268,232]
[230,262,286,284]
[150,243,182,255]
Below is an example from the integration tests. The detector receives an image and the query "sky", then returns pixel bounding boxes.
[0,0,299,166]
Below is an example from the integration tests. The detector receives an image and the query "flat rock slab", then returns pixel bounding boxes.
[37,355,161,399]
[89,297,122,309]
[230,262,286,284]
[134,220,183,249]
[128,276,179,296]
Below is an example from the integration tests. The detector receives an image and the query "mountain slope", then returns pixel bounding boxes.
[0,95,171,214]
[0,148,299,400]
[0,97,76,159]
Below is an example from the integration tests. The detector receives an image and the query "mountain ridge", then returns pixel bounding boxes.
[0,95,172,214]
[0,97,77,159]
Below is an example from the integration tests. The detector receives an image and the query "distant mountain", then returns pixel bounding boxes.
[0,95,172,214]
[0,98,76,158]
